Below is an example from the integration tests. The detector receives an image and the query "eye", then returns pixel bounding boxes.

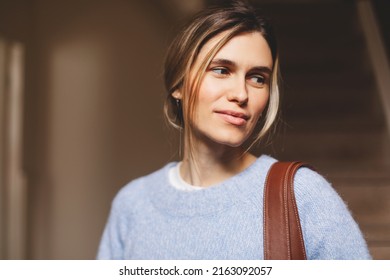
[212,67,230,76]
[248,75,265,87]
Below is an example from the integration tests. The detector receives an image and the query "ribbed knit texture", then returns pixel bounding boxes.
[97,155,371,260]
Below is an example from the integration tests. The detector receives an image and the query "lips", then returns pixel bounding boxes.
[215,110,249,126]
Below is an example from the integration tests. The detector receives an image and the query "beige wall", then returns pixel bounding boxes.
[30,0,185,259]
[1,0,186,259]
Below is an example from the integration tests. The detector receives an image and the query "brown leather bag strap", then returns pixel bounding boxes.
[263,161,309,260]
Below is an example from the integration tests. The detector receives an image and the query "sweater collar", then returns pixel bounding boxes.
[148,155,276,217]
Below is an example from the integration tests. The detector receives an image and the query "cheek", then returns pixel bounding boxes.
[197,77,223,104]
[252,91,270,116]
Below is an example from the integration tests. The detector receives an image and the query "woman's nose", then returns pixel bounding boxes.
[227,78,248,105]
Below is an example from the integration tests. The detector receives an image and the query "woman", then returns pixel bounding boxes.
[97,1,371,259]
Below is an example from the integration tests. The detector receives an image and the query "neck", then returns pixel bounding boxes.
[179,140,257,187]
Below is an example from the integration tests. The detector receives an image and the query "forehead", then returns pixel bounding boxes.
[197,31,273,69]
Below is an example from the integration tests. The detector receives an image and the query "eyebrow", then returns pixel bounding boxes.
[210,58,272,75]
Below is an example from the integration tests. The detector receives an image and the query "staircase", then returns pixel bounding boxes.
[251,0,390,259]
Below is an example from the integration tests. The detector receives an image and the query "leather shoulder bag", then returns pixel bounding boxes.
[263,161,310,260]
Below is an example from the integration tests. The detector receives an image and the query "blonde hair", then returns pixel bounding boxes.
[163,1,279,159]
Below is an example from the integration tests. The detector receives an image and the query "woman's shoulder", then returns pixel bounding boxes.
[255,156,334,195]
[290,164,371,259]
[263,158,350,221]
[111,162,177,211]
[293,165,343,209]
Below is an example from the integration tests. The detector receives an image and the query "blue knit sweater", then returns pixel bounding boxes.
[97,155,371,259]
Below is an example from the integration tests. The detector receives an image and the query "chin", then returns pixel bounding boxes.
[212,134,249,148]
[195,126,253,148]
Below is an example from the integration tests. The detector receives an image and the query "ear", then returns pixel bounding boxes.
[171,90,182,100]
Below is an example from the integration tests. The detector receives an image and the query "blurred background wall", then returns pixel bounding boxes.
[0,0,389,259]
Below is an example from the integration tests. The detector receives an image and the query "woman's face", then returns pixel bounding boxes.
[183,31,273,148]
